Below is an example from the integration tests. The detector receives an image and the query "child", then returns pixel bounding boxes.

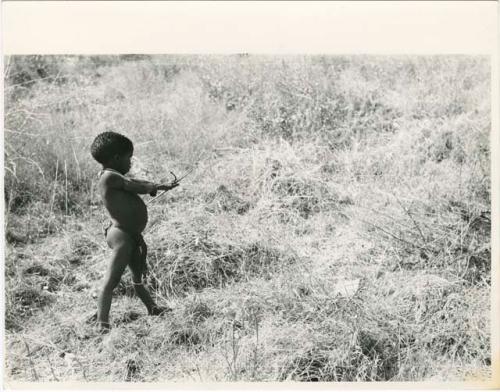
[90,131,178,332]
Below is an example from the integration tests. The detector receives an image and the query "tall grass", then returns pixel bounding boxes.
[4,55,491,382]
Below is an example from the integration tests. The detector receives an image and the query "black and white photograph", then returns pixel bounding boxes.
[2,1,497,387]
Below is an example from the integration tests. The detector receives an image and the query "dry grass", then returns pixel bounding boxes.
[3,55,491,382]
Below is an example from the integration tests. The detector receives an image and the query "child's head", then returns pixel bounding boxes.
[90,131,134,173]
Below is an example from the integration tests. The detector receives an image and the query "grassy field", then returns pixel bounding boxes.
[3,55,491,382]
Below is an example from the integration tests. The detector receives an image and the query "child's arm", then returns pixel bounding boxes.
[124,178,158,195]
[130,178,179,193]
[128,178,154,185]
[103,172,157,195]
[128,178,160,195]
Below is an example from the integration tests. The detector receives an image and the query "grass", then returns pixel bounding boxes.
[3,54,491,382]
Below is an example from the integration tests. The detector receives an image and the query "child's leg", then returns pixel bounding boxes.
[130,240,171,315]
[97,227,135,329]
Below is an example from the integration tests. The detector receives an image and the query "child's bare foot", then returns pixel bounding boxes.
[148,306,172,316]
[85,312,111,333]
[97,321,111,334]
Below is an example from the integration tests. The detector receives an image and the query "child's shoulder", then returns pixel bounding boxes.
[98,169,125,189]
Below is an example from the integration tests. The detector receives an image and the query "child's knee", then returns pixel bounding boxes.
[131,273,144,285]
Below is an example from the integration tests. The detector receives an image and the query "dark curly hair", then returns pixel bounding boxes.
[90,131,134,164]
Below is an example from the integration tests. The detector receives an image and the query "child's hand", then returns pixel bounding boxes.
[148,183,158,197]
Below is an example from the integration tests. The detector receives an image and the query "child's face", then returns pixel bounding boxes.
[112,152,133,174]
